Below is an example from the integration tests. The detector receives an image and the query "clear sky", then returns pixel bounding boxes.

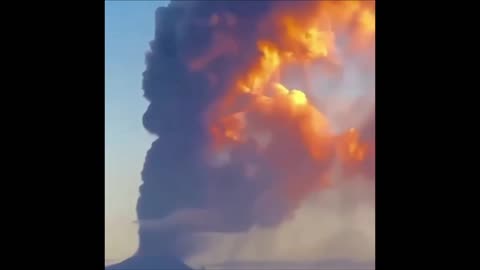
[105,0,168,263]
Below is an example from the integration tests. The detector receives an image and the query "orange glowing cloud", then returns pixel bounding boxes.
[202,0,375,219]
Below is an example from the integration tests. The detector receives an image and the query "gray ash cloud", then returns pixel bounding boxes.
[137,0,281,258]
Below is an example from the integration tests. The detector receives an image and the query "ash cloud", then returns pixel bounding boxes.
[187,172,375,268]
[109,1,375,269]
[137,0,283,259]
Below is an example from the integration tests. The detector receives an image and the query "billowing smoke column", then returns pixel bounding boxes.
[137,1,280,258]
[111,0,375,268]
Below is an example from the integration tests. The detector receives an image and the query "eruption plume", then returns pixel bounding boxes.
[107,1,375,269]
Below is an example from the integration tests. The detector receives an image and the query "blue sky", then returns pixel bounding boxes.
[105,0,168,263]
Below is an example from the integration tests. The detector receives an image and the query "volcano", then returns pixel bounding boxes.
[105,255,193,270]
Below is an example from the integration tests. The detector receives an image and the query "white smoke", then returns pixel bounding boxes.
[187,166,375,268]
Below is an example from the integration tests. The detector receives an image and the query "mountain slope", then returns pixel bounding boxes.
[105,255,193,270]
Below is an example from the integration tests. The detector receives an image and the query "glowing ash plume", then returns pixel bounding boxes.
[126,0,375,267]
[195,0,375,230]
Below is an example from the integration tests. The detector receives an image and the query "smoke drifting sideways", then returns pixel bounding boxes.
[136,0,375,264]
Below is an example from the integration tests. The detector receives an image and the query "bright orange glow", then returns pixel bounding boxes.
[359,9,375,34]
[203,1,375,208]
[338,128,369,163]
